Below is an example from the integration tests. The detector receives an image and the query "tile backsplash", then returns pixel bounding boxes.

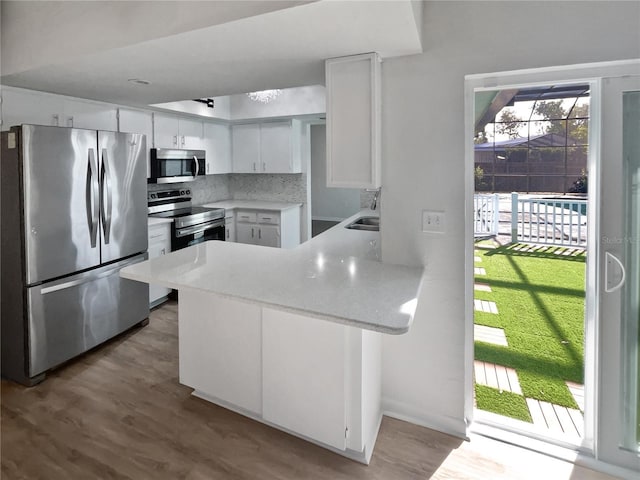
[230,174,306,203]
[147,174,230,204]
[147,173,306,206]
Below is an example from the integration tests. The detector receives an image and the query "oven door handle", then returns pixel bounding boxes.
[175,219,225,238]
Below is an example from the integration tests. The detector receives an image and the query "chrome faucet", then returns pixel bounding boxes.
[367,187,381,210]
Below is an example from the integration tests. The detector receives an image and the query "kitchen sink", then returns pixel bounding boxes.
[345,216,380,231]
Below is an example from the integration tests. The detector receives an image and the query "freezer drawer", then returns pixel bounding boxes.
[26,254,149,377]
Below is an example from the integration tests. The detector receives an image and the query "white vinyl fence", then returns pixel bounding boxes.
[511,193,587,247]
[474,193,500,237]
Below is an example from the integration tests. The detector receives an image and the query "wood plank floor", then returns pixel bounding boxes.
[1,301,617,480]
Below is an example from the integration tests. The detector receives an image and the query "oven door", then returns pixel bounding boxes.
[150,148,206,184]
[172,219,225,250]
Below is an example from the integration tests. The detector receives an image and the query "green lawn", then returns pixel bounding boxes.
[475,242,586,417]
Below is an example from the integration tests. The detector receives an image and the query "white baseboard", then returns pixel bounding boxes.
[382,397,468,440]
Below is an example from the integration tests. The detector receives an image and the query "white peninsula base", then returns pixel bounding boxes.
[178,288,383,464]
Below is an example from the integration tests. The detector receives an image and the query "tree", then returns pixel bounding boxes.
[534,100,589,144]
[495,110,525,139]
[474,130,488,144]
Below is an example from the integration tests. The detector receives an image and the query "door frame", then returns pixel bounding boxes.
[463,59,640,472]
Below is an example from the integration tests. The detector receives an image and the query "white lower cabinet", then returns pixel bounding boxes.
[262,308,347,450]
[177,291,382,463]
[148,222,171,306]
[179,289,262,415]
[234,208,300,248]
[224,214,236,242]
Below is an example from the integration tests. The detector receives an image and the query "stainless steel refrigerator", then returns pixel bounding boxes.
[1,125,149,385]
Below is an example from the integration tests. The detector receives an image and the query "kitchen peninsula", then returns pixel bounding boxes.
[120,211,424,464]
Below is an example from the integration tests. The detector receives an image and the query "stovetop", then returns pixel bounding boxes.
[148,189,225,228]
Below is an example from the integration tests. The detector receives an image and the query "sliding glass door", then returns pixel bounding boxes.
[599,75,640,470]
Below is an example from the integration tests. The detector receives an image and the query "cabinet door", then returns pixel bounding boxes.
[119,108,153,177]
[262,308,347,450]
[204,122,232,174]
[179,117,204,150]
[153,113,180,149]
[179,290,262,415]
[1,87,64,131]
[236,223,257,245]
[260,121,292,173]
[232,123,260,173]
[225,219,236,242]
[257,225,280,248]
[148,239,171,305]
[62,98,118,131]
[326,53,381,188]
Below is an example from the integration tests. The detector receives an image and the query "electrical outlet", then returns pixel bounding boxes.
[422,210,445,233]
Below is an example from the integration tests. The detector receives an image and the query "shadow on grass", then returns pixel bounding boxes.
[475,342,583,384]
[485,243,586,263]
[484,279,584,299]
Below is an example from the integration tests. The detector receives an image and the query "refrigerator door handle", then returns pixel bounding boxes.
[100,148,113,244]
[86,149,99,248]
[40,264,124,295]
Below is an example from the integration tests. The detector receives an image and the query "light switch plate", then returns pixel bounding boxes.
[422,210,445,233]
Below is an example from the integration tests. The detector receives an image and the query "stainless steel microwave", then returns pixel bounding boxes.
[149,148,206,184]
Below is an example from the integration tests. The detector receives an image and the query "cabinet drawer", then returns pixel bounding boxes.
[236,211,257,223]
[149,231,169,242]
[257,212,280,225]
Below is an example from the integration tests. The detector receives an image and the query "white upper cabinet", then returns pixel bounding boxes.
[61,98,118,131]
[1,87,117,132]
[261,121,300,173]
[1,87,64,130]
[153,113,205,150]
[232,123,261,173]
[118,108,153,177]
[232,120,302,174]
[203,122,232,174]
[179,117,205,150]
[326,53,381,188]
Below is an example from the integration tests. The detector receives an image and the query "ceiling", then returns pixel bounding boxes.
[1,1,423,108]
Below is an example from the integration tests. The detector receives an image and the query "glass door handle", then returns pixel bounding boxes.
[605,251,626,293]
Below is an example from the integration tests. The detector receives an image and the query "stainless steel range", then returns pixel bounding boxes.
[148,189,225,250]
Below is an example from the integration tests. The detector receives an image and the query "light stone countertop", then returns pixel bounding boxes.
[148,217,174,226]
[203,200,302,214]
[124,210,424,334]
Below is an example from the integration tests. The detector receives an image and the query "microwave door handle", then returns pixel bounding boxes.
[86,149,99,247]
[193,155,200,176]
[100,148,113,243]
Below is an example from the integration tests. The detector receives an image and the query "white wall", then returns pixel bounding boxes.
[310,125,360,221]
[380,0,640,438]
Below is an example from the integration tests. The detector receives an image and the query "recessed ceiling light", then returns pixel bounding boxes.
[128,78,151,86]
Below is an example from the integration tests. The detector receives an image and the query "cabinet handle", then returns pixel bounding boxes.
[160,248,166,255]
[67,116,74,127]
[173,135,178,146]
[181,135,185,147]
[52,114,60,126]
[253,162,256,172]
[262,162,266,172]
[262,217,271,221]
[251,227,255,238]
[226,228,229,239]
[258,228,262,239]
